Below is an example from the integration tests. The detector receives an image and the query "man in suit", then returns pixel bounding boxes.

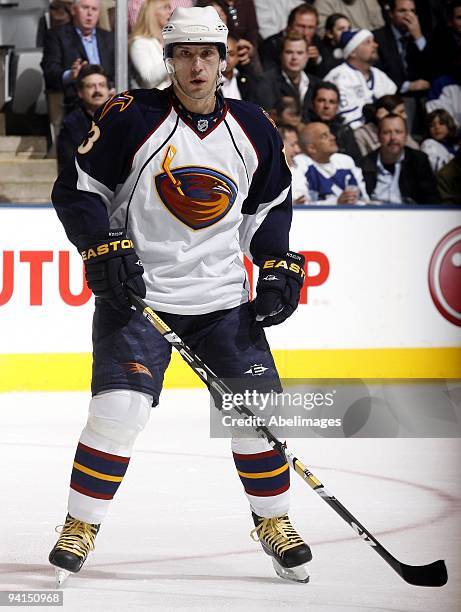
[256,31,320,120]
[373,0,430,95]
[362,114,439,204]
[57,64,111,171]
[41,0,115,113]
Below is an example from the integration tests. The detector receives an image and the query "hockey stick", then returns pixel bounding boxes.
[128,291,448,587]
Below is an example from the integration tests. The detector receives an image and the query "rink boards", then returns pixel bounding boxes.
[0,204,460,390]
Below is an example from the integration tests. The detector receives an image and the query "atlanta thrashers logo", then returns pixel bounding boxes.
[155,145,238,230]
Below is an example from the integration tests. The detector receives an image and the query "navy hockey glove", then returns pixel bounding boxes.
[254,251,305,327]
[80,230,146,311]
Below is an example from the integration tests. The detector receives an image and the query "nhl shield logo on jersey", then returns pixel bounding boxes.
[155,145,238,230]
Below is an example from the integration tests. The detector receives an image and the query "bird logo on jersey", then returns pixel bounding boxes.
[99,91,134,121]
[155,145,238,230]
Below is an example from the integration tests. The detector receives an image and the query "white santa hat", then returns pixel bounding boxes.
[335,29,374,59]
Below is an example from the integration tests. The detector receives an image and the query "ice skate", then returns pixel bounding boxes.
[49,513,100,586]
[251,512,312,583]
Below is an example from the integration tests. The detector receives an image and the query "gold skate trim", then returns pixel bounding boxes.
[237,464,289,479]
[54,516,98,559]
[251,515,305,555]
[73,461,124,482]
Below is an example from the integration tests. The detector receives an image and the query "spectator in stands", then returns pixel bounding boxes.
[259,5,324,76]
[373,0,430,95]
[420,109,459,173]
[129,0,195,29]
[41,0,115,113]
[221,35,264,102]
[354,93,419,156]
[318,13,351,76]
[277,124,309,203]
[37,0,72,47]
[437,147,461,204]
[256,31,320,120]
[362,114,439,204]
[426,70,461,129]
[128,0,172,89]
[295,121,369,205]
[304,81,362,165]
[314,0,384,35]
[269,96,302,129]
[427,0,461,80]
[253,0,307,41]
[57,64,111,170]
[324,29,397,128]
[196,0,261,71]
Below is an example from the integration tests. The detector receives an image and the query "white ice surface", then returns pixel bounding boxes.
[0,390,460,611]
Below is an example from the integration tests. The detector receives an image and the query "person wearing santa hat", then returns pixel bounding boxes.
[324,29,397,129]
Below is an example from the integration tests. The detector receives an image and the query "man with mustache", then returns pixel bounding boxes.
[57,64,112,170]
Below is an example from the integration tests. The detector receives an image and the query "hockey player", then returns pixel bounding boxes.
[48,6,310,585]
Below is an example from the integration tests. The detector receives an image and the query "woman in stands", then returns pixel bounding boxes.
[129,0,172,89]
[421,109,459,173]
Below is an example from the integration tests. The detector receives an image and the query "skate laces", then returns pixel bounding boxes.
[251,515,304,555]
[54,515,99,559]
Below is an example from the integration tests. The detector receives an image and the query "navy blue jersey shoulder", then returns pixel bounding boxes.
[52,88,171,248]
[226,99,292,262]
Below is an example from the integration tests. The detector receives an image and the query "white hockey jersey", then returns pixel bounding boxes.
[293,152,369,204]
[324,62,397,129]
[52,88,293,314]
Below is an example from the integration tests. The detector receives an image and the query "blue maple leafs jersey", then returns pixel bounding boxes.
[52,88,293,314]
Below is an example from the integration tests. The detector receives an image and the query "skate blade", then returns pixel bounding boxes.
[54,568,71,588]
[272,558,310,583]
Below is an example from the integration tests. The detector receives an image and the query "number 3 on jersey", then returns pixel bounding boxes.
[78,121,101,155]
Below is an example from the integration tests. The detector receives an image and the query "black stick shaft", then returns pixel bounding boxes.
[128,292,448,587]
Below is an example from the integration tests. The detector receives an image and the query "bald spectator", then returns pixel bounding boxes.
[260,4,324,76]
[41,0,115,112]
[314,0,384,35]
[362,114,439,204]
[295,122,368,205]
[324,29,397,128]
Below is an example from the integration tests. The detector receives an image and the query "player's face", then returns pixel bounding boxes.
[329,17,351,44]
[71,0,100,33]
[312,88,339,121]
[291,13,318,44]
[281,40,309,73]
[155,1,172,28]
[283,130,301,165]
[172,44,221,100]
[354,36,378,64]
[378,117,407,154]
[78,73,110,111]
[391,0,417,32]
[429,116,450,141]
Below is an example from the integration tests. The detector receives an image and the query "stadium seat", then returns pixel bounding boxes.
[10,48,46,114]
[0,8,43,49]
